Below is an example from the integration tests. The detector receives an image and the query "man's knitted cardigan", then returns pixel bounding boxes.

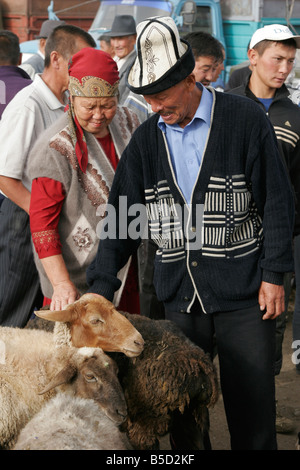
[87,89,295,314]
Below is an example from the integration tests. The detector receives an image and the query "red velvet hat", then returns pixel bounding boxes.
[68,48,119,97]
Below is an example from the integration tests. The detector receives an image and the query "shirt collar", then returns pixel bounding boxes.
[158,82,212,132]
[34,73,68,110]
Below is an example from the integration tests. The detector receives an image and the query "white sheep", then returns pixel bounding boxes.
[14,393,132,450]
[0,327,127,450]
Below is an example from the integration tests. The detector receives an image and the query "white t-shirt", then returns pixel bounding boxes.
[0,74,66,192]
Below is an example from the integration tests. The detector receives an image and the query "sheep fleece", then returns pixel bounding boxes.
[14,393,132,450]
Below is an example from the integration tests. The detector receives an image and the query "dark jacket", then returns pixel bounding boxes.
[117,49,136,105]
[87,89,294,314]
[0,66,31,119]
[0,65,31,206]
[229,78,300,236]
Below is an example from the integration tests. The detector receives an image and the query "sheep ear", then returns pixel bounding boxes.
[34,306,77,323]
[38,364,77,394]
[34,293,105,322]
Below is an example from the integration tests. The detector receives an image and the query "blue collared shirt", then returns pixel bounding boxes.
[158,83,213,204]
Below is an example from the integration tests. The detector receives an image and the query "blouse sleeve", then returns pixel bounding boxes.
[30,177,66,259]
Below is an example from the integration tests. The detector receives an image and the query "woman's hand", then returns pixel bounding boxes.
[40,254,81,311]
[50,280,80,311]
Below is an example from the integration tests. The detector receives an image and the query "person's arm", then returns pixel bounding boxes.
[0,99,37,210]
[249,112,294,319]
[39,254,80,311]
[0,176,31,213]
[30,177,80,310]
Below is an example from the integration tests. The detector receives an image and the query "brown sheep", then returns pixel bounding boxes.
[32,293,144,357]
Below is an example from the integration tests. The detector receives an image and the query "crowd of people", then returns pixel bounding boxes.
[0,15,300,450]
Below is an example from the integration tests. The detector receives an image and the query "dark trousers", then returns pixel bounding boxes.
[293,234,300,372]
[165,299,277,450]
[137,239,165,319]
[0,198,42,327]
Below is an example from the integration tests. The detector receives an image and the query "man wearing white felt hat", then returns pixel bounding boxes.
[87,16,295,450]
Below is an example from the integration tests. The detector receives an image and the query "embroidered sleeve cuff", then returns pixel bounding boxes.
[32,229,62,259]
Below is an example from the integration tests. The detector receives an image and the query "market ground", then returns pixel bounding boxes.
[161,288,300,451]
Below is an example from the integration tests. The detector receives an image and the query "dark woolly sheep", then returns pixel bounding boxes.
[110,313,219,450]
[25,313,54,332]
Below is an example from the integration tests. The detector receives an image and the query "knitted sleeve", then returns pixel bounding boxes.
[249,113,295,283]
[86,128,146,299]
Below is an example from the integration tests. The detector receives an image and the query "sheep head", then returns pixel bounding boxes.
[35,294,144,357]
[38,347,127,425]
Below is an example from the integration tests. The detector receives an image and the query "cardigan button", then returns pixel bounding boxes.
[191,261,198,267]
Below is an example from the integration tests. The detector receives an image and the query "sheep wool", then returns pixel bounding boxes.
[53,321,72,347]
[14,393,133,451]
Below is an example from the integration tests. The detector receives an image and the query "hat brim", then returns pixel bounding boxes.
[126,39,195,95]
[105,30,136,37]
[286,35,300,48]
[251,34,300,49]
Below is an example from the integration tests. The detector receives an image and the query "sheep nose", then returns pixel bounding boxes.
[134,338,145,347]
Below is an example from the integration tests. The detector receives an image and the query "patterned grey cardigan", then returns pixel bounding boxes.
[28,106,140,299]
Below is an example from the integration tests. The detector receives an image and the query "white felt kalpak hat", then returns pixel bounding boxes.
[250,24,300,49]
[126,16,195,95]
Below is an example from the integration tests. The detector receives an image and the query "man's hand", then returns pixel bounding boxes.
[258,281,285,320]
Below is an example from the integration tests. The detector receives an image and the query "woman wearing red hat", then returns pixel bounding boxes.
[27,48,140,313]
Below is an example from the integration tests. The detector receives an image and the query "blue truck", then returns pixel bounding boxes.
[20,0,300,82]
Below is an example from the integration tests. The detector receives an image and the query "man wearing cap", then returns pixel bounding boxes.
[0,25,95,328]
[106,15,137,104]
[86,17,295,449]
[229,24,300,383]
[20,19,65,79]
